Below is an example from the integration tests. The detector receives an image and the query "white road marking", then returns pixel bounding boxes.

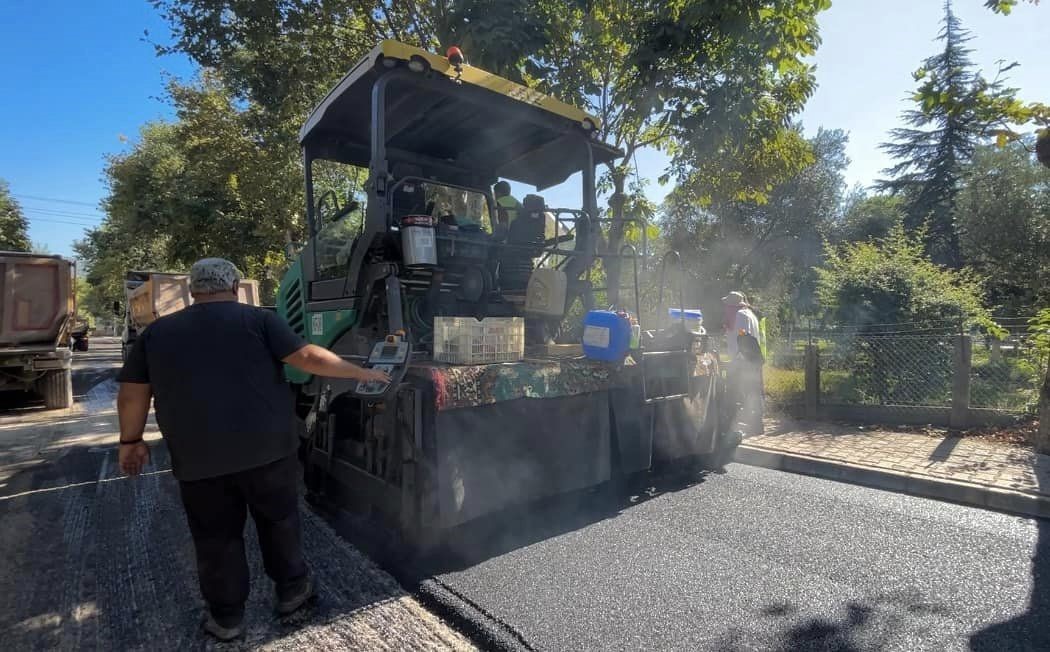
[0,469,172,502]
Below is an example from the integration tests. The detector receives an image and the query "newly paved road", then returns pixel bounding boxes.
[412,463,1048,651]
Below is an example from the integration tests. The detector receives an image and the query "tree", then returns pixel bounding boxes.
[0,180,31,252]
[985,0,1040,14]
[151,0,830,304]
[816,225,990,331]
[955,142,1050,311]
[877,0,1021,267]
[660,127,850,329]
[592,0,827,300]
[76,75,306,308]
[834,192,904,244]
[74,277,101,328]
[816,226,992,405]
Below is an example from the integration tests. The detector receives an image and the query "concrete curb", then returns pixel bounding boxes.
[735,444,1050,520]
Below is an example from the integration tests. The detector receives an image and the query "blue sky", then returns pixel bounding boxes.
[0,1,1046,259]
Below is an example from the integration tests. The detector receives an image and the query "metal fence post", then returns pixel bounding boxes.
[804,343,820,420]
[951,334,972,430]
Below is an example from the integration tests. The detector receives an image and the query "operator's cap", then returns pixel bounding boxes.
[189,258,242,294]
[722,291,747,305]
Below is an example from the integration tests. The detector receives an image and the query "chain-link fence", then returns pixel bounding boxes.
[970,334,1046,413]
[762,322,1047,423]
[764,347,806,410]
[820,334,955,408]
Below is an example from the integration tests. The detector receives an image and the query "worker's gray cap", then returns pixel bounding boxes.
[189,258,241,294]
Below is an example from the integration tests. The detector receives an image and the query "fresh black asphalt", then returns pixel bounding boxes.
[405,462,1047,651]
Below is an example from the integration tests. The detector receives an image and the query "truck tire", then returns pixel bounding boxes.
[39,369,73,410]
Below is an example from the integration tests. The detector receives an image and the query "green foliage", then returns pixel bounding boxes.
[661,127,849,325]
[816,225,991,331]
[74,277,102,328]
[630,0,828,204]
[815,225,996,406]
[1029,309,1050,359]
[956,143,1050,311]
[764,365,805,406]
[834,192,904,244]
[146,0,830,314]
[0,179,31,252]
[878,1,1021,267]
[76,75,305,308]
[985,0,1041,16]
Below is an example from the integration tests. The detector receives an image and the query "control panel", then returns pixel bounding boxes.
[351,334,410,398]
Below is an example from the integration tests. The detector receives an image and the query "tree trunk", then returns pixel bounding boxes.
[1037,361,1050,454]
[604,171,628,308]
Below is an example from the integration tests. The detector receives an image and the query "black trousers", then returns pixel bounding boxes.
[178,454,308,625]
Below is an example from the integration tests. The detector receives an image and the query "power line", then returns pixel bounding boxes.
[22,207,103,222]
[24,217,95,228]
[23,213,99,227]
[23,204,103,216]
[12,193,99,208]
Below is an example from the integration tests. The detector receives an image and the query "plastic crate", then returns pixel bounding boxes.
[433,317,524,365]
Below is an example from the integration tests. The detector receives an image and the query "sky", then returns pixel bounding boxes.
[0,1,1046,259]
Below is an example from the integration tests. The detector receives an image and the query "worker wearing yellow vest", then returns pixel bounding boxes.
[493,180,521,232]
[722,291,765,436]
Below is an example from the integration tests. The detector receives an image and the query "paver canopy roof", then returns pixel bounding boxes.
[300,40,621,189]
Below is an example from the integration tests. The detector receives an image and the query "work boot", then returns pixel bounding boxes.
[276,575,316,616]
[203,613,244,641]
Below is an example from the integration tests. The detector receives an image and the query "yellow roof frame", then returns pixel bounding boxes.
[300,40,601,144]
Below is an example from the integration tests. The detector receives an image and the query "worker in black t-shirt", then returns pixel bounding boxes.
[116,258,388,642]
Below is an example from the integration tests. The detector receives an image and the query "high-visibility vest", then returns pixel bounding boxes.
[496,195,521,225]
[758,316,768,360]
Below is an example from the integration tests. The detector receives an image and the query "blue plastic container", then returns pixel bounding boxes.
[582,310,632,361]
[668,308,704,333]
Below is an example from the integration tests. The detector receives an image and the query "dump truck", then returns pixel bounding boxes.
[277,41,738,546]
[0,252,75,408]
[120,271,262,360]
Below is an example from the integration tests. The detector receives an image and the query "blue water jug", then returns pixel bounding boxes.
[582,310,632,362]
[668,308,703,334]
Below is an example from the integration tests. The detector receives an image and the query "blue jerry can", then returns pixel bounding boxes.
[582,310,632,362]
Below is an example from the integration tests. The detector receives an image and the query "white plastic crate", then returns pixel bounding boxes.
[433,317,525,365]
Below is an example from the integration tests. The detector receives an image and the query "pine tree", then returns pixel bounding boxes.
[0,180,31,252]
[877,0,1017,267]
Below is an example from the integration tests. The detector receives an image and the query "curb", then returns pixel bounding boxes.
[735,444,1050,520]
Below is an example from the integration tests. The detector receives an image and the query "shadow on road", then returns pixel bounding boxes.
[969,468,1050,650]
[712,592,953,652]
[388,462,712,577]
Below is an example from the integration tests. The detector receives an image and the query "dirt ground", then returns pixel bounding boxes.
[0,340,475,651]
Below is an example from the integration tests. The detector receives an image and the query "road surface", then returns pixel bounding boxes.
[0,338,474,651]
[6,338,1044,651]
[399,463,1048,651]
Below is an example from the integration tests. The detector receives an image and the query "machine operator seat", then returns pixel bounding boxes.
[498,194,546,294]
